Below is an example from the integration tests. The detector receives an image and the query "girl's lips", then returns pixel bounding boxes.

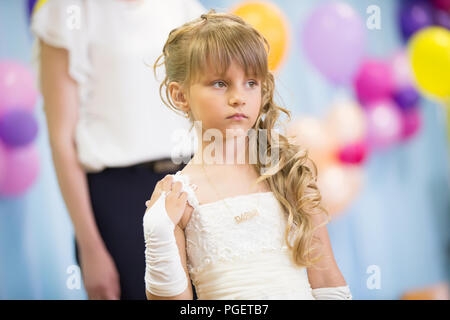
[227,114,247,120]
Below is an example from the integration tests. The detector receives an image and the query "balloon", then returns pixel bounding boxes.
[398,0,434,41]
[390,50,415,88]
[434,9,450,29]
[27,0,37,19]
[337,141,368,165]
[302,2,365,85]
[317,162,363,218]
[431,0,450,12]
[231,1,289,72]
[326,99,367,145]
[447,103,450,143]
[0,109,39,147]
[354,59,394,106]
[286,116,337,168]
[0,60,38,116]
[0,143,6,187]
[27,0,48,20]
[0,144,40,197]
[400,106,422,140]
[365,100,403,150]
[392,85,420,110]
[401,282,449,300]
[408,27,450,100]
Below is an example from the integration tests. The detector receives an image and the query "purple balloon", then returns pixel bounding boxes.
[354,60,394,106]
[400,106,422,140]
[365,100,403,150]
[0,144,40,197]
[27,0,38,20]
[302,2,366,85]
[392,85,420,110]
[0,110,38,147]
[0,60,38,116]
[434,8,450,29]
[399,0,434,41]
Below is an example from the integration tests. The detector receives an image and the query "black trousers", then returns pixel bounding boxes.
[74,158,197,300]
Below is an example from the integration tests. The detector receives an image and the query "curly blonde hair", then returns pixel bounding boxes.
[153,9,330,268]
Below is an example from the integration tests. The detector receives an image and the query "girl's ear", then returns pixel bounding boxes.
[168,82,189,112]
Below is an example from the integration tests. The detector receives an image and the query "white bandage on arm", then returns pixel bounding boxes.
[143,191,188,297]
[312,285,353,300]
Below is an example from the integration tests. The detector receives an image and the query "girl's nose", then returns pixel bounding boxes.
[228,91,245,106]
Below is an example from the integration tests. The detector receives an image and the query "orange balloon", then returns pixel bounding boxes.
[401,282,449,300]
[316,162,364,218]
[326,99,367,147]
[286,116,338,168]
[231,1,289,71]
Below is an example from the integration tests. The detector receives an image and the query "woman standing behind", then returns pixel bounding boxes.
[31,0,206,300]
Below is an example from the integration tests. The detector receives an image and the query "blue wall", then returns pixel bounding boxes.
[0,0,448,299]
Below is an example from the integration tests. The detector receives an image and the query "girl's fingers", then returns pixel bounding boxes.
[161,175,173,192]
[179,192,188,201]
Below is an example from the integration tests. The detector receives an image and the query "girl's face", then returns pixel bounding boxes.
[186,61,262,137]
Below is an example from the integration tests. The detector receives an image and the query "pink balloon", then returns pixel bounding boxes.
[400,106,422,141]
[354,59,394,106]
[365,100,403,150]
[0,143,6,186]
[0,60,38,117]
[0,143,40,197]
[338,140,368,165]
[390,50,415,88]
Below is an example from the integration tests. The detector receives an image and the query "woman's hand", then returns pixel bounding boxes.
[79,245,121,300]
[145,175,188,226]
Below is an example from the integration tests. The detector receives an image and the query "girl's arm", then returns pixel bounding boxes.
[146,205,194,300]
[146,224,194,300]
[306,211,347,289]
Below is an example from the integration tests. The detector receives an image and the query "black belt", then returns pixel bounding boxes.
[137,157,189,174]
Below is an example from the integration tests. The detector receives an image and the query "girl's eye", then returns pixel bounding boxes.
[247,80,258,88]
[212,81,226,88]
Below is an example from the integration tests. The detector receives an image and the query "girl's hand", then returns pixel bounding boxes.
[146,175,189,226]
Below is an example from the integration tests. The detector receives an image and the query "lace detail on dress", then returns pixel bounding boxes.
[172,172,295,281]
[172,171,312,299]
[185,194,292,278]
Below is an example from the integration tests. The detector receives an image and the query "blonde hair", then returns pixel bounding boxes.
[153,9,330,268]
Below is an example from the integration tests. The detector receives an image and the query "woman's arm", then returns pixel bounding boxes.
[40,40,120,299]
[306,211,347,289]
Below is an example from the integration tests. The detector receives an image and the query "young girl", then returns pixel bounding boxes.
[143,10,352,300]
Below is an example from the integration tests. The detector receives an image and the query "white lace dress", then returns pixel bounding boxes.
[171,171,315,300]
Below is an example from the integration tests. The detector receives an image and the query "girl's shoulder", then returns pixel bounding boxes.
[177,165,215,206]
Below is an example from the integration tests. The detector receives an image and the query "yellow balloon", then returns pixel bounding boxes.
[447,102,450,146]
[231,1,289,72]
[32,0,48,15]
[408,27,450,101]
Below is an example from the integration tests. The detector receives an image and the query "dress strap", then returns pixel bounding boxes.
[170,171,200,210]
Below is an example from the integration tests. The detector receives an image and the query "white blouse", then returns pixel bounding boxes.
[30,0,206,173]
